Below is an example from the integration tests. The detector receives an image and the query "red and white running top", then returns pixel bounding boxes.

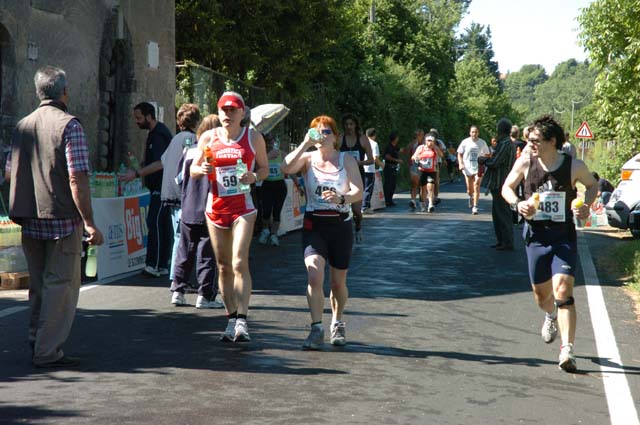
[205,127,256,215]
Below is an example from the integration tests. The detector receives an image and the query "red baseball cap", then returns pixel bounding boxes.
[217,92,245,110]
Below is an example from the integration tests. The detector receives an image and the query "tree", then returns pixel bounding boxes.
[578,0,640,180]
[457,23,500,80]
[503,64,548,119]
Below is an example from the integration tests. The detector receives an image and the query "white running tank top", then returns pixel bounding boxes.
[305,152,351,214]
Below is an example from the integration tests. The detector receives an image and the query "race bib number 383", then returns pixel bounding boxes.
[533,191,566,222]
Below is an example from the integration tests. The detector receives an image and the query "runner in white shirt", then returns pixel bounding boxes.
[457,125,490,215]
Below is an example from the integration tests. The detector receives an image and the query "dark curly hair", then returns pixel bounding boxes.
[531,114,565,150]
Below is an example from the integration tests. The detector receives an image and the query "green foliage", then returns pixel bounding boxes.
[578,0,640,176]
[613,239,640,292]
[448,57,518,141]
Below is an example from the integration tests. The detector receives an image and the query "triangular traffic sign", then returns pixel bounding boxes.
[575,121,593,139]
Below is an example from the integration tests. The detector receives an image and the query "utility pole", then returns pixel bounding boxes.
[570,98,584,159]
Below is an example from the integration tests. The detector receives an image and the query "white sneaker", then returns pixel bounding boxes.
[144,266,169,277]
[471,206,478,215]
[269,234,280,246]
[420,204,427,212]
[559,343,577,372]
[171,291,186,306]
[220,318,236,342]
[258,229,270,245]
[302,325,325,350]
[195,295,224,309]
[541,315,558,343]
[234,320,251,342]
[330,321,346,346]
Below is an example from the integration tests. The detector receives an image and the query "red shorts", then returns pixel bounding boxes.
[206,209,256,229]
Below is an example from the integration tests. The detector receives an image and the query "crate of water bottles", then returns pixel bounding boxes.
[90,172,145,198]
[0,216,28,273]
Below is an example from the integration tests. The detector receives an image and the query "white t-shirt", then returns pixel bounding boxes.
[363,138,380,173]
[457,137,490,176]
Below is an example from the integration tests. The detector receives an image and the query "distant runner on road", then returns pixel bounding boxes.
[457,125,490,215]
[502,115,597,373]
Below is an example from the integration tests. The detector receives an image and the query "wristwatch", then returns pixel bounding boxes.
[509,201,519,212]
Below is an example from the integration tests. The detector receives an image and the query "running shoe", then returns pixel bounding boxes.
[220,318,236,342]
[302,325,325,350]
[330,321,347,346]
[541,315,558,343]
[196,295,224,309]
[409,200,416,211]
[258,229,270,245]
[171,291,186,306]
[428,205,435,213]
[269,234,280,247]
[435,198,441,205]
[234,320,251,342]
[420,204,427,213]
[143,266,169,277]
[558,343,577,373]
[471,206,479,215]
[355,229,363,243]
[362,207,374,215]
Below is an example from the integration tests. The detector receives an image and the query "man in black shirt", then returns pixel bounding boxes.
[383,131,403,206]
[122,102,173,276]
[592,172,615,204]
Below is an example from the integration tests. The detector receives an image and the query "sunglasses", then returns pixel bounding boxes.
[319,129,333,135]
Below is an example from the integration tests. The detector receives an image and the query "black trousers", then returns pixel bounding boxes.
[383,166,397,204]
[170,221,217,298]
[146,192,172,269]
[491,188,514,247]
[363,172,375,209]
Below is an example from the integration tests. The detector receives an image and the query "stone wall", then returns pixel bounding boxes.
[0,0,175,171]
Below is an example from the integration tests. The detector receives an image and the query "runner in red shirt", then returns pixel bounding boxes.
[190,91,268,343]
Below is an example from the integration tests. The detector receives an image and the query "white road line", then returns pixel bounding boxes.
[578,236,640,425]
[0,306,28,318]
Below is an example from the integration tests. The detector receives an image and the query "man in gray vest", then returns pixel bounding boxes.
[8,66,104,368]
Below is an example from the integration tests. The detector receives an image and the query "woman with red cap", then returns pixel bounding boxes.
[190,91,268,343]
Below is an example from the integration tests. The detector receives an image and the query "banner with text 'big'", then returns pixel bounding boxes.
[125,196,148,254]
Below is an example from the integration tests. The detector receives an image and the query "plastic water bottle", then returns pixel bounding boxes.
[273,137,280,151]
[236,159,250,192]
[85,245,97,277]
[308,128,322,142]
[128,152,141,171]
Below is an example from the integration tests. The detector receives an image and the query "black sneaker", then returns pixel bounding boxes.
[34,355,80,369]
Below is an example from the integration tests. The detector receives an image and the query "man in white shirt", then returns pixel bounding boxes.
[363,128,384,214]
[457,125,490,215]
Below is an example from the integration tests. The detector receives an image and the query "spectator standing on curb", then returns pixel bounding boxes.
[170,114,223,309]
[121,101,173,277]
[482,118,516,250]
[190,92,269,343]
[362,128,383,214]
[281,115,363,349]
[8,66,104,368]
[502,115,597,373]
[161,103,200,287]
[383,131,403,206]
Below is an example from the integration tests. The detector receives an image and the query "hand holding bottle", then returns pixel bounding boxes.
[571,198,588,228]
[523,193,540,220]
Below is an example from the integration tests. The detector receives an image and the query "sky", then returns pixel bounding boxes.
[458,0,594,75]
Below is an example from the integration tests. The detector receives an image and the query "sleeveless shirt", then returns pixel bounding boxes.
[205,127,256,215]
[305,152,351,214]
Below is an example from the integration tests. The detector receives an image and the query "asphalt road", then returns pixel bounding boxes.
[1,180,639,425]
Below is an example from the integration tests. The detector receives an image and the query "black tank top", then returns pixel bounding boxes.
[523,153,577,241]
[340,134,366,175]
